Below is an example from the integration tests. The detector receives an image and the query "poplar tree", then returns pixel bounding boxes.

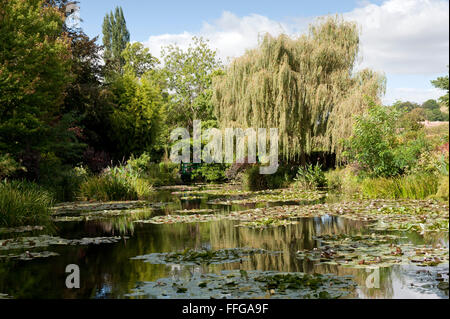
[102,6,130,72]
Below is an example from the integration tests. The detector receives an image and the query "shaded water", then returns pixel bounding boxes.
[0,188,448,299]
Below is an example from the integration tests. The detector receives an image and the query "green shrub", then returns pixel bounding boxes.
[324,169,342,191]
[0,180,54,227]
[294,164,327,189]
[361,174,439,200]
[191,164,229,183]
[146,162,180,186]
[241,165,293,191]
[242,166,267,191]
[41,166,89,202]
[0,154,25,179]
[130,177,153,199]
[435,176,449,202]
[127,153,180,186]
[79,174,138,201]
[347,103,431,177]
[78,163,154,201]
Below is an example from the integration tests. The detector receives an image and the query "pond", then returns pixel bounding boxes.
[0,185,448,299]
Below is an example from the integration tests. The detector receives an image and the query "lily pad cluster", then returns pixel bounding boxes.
[170,186,326,205]
[174,209,215,215]
[0,235,128,260]
[231,199,449,233]
[237,217,299,229]
[131,248,279,265]
[406,267,449,297]
[52,200,154,215]
[52,207,156,222]
[0,225,45,234]
[296,233,449,268]
[0,251,59,261]
[0,235,127,251]
[134,213,222,224]
[125,270,356,299]
[207,189,326,205]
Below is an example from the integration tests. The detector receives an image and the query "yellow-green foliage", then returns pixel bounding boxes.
[435,176,449,201]
[0,181,54,227]
[213,16,385,161]
[79,175,139,201]
[325,167,360,194]
[361,174,439,200]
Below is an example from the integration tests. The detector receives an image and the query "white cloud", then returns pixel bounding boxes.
[144,11,293,63]
[383,87,442,104]
[346,0,449,74]
[142,0,449,103]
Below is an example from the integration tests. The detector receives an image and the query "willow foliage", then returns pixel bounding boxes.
[213,16,386,161]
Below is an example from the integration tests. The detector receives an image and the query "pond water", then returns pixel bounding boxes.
[0,187,448,299]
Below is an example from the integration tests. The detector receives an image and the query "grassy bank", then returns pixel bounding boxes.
[0,181,54,227]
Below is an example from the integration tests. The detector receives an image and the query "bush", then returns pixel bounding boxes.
[434,176,449,202]
[40,166,89,202]
[240,165,294,191]
[242,166,268,191]
[78,162,154,201]
[361,174,439,200]
[127,153,180,186]
[325,166,362,195]
[0,154,25,179]
[79,174,138,201]
[294,164,327,189]
[0,180,54,227]
[347,103,430,177]
[191,164,229,183]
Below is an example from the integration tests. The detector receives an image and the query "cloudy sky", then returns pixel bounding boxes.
[78,0,449,105]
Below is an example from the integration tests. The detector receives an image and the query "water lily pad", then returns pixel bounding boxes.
[296,233,449,269]
[0,250,59,261]
[0,235,128,251]
[131,248,280,265]
[0,225,45,234]
[125,270,356,299]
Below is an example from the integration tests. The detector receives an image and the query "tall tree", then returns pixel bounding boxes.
[162,37,222,130]
[122,42,159,78]
[0,0,73,177]
[431,71,449,110]
[102,6,130,74]
[107,43,165,159]
[213,16,385,162]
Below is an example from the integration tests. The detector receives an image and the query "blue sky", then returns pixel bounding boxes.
[78,0,383,41]
[76,0,449,105]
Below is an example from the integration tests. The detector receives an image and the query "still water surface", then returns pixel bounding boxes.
[0,189,448,299]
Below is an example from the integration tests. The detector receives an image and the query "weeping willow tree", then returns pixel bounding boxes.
[213,16,385,162]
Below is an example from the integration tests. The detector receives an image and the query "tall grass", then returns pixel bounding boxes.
[361,174,439,200]
[79,175,138,201]
[78,165,153,201]
[0,180,54,227]
[325,167,361,194]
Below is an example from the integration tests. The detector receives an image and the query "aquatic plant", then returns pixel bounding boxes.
[361,174,439,200]
[132,248,279,265]
[125,270,356,299]
[294,163,327,189]
[0,180,54,227]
